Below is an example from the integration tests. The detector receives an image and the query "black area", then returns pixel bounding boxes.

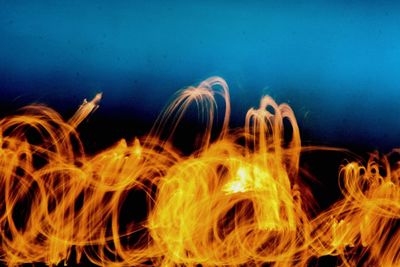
[307,255,339,267]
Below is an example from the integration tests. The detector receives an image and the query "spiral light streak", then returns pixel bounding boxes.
[0,77,399,266]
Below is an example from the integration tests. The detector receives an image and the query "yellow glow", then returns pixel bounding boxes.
[0,77,399,266]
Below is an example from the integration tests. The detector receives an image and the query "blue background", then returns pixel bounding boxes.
[1,1,399,151]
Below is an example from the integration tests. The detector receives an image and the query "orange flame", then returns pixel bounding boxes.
[0,77,399,266]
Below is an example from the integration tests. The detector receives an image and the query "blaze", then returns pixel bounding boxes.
[0,77,399,266]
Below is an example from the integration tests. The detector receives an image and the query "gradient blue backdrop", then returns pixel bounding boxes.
[1,1,399,150]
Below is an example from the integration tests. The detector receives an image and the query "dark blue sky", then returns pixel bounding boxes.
[1,1,399,150]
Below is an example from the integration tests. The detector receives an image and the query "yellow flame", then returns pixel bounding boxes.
[0,77,399,266]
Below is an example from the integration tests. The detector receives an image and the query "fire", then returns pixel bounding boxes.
[0,77,399,266]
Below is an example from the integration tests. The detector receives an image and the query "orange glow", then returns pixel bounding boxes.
[0,77,399,266]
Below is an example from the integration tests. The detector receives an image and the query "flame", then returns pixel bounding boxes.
[0,77,399,266]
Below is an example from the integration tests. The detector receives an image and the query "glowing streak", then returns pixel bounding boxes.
[0,77,399,266]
